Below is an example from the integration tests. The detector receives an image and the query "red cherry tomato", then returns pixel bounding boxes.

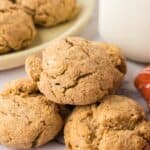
[135,66,150,110]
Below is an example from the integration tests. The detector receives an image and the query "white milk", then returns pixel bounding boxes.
[99,0,150,63]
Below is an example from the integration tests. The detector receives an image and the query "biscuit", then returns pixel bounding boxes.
[99,42,127,92]
[26,37,126,105]
[135,121,150,144]
[99,42,126,74]
[0,78,63,149]
[0,0,37,54]
[16,0,78,27]
[25,56,42,82]
[64,95,150,150]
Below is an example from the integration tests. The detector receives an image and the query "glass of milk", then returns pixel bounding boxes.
[99,0,150,63]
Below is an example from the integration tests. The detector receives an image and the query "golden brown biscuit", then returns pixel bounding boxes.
[99,42,127,92]
[135,121,150,145]
[1,78,38,96]
[26,37,126,105]
[99,131,149,150]
[0,78,63,149]
[16,0,78,27]
[99,42,126,74]
[64,95,150,150]
[0,0,37,54]
[25,56,42,82]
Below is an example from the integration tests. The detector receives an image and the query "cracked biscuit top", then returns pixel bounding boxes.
[16,0,78,27]
[26,37,126,105]
[64,95,150,150]
[0,78,63,149]
[0,0,37,54]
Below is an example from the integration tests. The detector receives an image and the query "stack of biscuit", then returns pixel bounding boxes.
[0,37,150,150]
[0,0,77,54]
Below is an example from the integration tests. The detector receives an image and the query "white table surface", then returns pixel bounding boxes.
[0,1,149,149]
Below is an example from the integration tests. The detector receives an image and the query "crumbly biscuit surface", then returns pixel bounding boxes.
[26,37,125,105]
[99,42,126,74]
[0,0,36,54]
[64,95,150,150]
[99,42,127,92]
[0,78,63,149]
[25,56,42,82]
[16,0,78,27]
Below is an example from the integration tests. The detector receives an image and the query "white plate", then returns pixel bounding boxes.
[0,0,96,70]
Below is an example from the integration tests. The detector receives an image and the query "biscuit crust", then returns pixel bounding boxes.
[26,37,126,105]
[99,42,127,92]
[0,0,36,54]
[64,95,150,150]
[0,78,63,149]
[16,0,78,27]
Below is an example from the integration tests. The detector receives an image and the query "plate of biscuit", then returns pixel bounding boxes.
[0,0,95,70]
